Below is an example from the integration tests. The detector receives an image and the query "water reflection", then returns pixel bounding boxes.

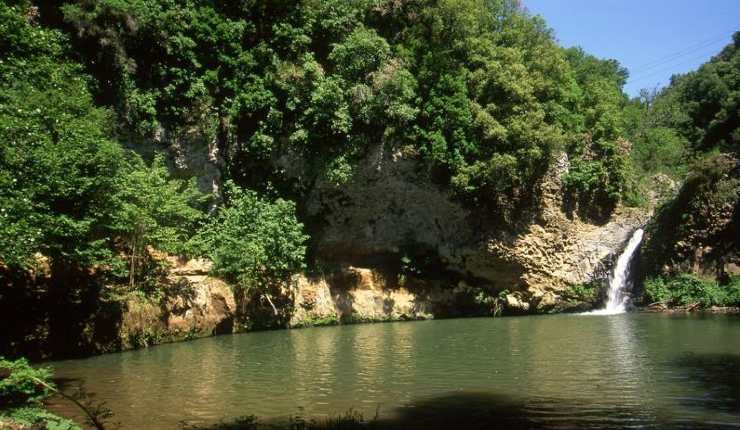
[193,391,738,430]
[47,314,740,429]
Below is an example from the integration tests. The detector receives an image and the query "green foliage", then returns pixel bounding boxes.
[293,313,340,328]
[624,32,739,193]
[52,0,637,219]
[630,127,687,177]
[191,181,308,291]
[61,0,252,127]
[330,26,390,81]
[108,153,208,286]
[1,3,208,293]
[671,33,740,153]
[0,357,53,408]
[0,407,82,430]
[564,283,598,302]
[641,153,739,280]
[4,0,737,320]
[0,357,83,430]
[643,274,740,308]
[0,2,126,271]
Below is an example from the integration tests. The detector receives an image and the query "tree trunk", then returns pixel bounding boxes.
[129,235,136,289]
[263,293,278,316]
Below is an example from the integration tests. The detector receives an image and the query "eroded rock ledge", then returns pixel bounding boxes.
[301,146,649,314]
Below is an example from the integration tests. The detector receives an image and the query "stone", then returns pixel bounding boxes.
[119,258,236,349]
[505,293,530,312]
[289,143,649,312]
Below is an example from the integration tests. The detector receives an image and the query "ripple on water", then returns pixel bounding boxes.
[46,314,740,429]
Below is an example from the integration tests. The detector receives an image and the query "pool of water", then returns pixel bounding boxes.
[47,313,740,429]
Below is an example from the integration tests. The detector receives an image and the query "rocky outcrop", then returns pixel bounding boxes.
[0,257,238,359]
[300,144,475,269]
[475,153,651,311]
[107,263,494,351]
[119,258,236,349]
[148,120,223,202]
[156,139,648,317]
[301,144,649,312]
[640,153,740,282]
[289,267,493,326]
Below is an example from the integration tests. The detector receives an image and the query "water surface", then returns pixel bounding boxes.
[48,313,740,429]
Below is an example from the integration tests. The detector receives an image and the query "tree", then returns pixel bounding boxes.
[108,154,207,287]
[1,3,208,288]
[191,181,308,314]
[0,3,126,272]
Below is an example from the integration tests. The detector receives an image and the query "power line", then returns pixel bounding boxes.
[629,39,724,76]
[628,34,731,77]
[629,46,723,82]
[626,50,723,86]
[625,31,736,87]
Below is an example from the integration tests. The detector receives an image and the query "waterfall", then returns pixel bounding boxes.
[585,228,644,315]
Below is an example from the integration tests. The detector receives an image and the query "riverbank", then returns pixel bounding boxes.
[3,256,605,361]
[642,304,740,314]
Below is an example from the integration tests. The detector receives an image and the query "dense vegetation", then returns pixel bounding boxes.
[0,0,736,335]
[0,2,206,282]
[45,0,640,223]
[0,0,735,325]
[0,0,640,339]
[643,274,740,308]
[191,180,308,323]
[0,2,307,290]
[625,32,739,168]
[0,357,82,429]
[1,1,738,427]
[636,33,739,307]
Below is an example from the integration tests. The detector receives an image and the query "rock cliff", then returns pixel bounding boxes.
[54,138,654,357]
[302,144,649,313]
[119,258,236,349]
[640,153,740,283]
[289,267,494,326]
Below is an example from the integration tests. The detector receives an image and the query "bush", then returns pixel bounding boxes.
[563,283,599,302]
[643,274,740,308]
[108,153,208,288]
[191,181,308,292]
[0,357,53,408]
[1,407,81,430]
[0,357,82,429]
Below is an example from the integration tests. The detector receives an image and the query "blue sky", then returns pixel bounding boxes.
[523,0,740,97]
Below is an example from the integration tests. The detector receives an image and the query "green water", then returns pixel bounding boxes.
[48,313,740,429]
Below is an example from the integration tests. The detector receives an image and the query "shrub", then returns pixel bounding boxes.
[191,181,308,294]
[0,357,53,408]
[643,277,671,304]
[643,274,740,308]
[564,283,599,302]
[0,357,109,430]
[108,153,208,288]
[1,407,81,430]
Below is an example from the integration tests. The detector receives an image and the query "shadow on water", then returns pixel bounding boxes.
[181,391,739,430]
[672,352,740,414]
[46,377,120,430]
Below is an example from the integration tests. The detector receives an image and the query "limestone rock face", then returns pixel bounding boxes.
[120,258,236,348]
[300,144,474,266]
[481,207,649,310]
[640,153,739,282]
[152,122,223,201]
[302,145,649,312]
[289,267,492,326]
[150,129,650,316]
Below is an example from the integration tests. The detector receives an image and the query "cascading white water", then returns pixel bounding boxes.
[585,228,644,315]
